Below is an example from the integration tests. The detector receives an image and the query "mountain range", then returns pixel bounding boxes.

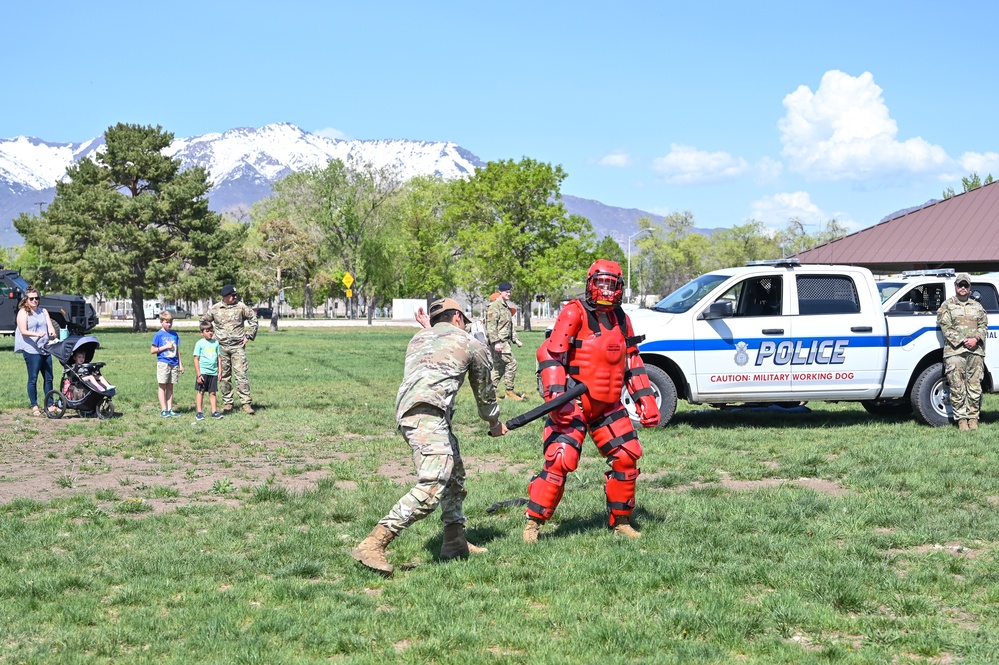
[0,122,668,249]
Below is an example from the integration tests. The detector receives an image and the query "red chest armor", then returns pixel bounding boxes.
[567,303,627,403]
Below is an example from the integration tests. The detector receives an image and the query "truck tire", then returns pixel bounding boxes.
[860,398,912,418]
[911,363,951,427]
[622,365,678,427]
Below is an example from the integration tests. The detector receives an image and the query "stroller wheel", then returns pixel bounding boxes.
[97,398,115,420]
[44,390,66,419]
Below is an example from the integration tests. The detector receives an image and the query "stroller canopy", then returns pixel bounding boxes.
[49,335,101,367]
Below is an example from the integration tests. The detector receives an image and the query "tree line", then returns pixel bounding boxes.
[11,122,857,332]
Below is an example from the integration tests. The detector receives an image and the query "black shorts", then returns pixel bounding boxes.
[196,374,219,393]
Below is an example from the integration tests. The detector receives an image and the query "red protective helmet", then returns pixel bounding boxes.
[585,259,624,308]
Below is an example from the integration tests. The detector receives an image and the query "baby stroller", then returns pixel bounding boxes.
[44,335,116,420]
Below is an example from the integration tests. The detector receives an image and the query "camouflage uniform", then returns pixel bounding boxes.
[937,294,988,421]
[486,297,520,391]
[378,321,499,535]
[201,300,258,408]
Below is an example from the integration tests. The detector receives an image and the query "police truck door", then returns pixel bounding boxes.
[789,272,886,398]
[692,274,793,397]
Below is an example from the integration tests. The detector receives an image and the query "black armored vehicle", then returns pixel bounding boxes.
[0,266,99,336]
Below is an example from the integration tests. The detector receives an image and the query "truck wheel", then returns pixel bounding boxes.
[622,365,678,427]
[861,399,913,418]
[911,363,951,427]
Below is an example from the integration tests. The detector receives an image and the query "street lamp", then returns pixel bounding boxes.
[626,228,652,303]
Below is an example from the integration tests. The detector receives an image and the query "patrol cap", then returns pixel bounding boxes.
[498,281,512,292]
[428,297,468,323]
[955,272,972,286]
[221,284,238,297]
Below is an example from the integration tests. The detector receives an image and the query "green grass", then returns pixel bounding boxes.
[1,327,998,663]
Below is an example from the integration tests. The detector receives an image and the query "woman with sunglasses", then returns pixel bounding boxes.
[14,288,57,416]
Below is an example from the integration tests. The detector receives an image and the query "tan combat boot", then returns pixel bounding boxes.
[612,517,642,539]
[440,523,488,560]
[523,517,544,543]
[968,419,979,430]
[505,390,526,402]
[242,404,255,415]
[350,525,396,574]
[958,419,970,431]
[222,404,234,413]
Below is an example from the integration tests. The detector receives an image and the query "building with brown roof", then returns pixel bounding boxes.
[794,181,999,273]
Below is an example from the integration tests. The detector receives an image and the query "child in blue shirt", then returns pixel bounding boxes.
[151,310,184,417]
[193,321,223,420]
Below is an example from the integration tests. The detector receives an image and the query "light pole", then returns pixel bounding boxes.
[626,228,652,304]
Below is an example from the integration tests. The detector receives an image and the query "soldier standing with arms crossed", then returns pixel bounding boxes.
[201,284,258,414]
[487,280,526,401]
[351,298,507,575]
[937,272,988,431]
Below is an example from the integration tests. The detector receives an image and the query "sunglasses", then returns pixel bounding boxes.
[27,296,39,301]
[956,283,970,288]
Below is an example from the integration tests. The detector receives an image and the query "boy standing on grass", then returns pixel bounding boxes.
[151,310,184,417]
[193,321,223,421]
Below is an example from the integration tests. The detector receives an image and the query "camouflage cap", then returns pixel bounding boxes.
[428,297,467,322]
[955,272,972,286]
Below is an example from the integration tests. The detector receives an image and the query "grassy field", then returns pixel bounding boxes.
[1,326,998,664]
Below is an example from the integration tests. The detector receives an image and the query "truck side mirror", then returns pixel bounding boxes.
[700,300,733,320]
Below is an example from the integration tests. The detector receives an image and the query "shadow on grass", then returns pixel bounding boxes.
[666,405,982,429]
[550,506,659,539]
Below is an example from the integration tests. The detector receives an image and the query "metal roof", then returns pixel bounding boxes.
[793,180,999,273]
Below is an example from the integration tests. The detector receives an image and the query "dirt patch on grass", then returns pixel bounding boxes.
[0,412,336,511]
[0,413,533,512]
[650,471,850,497]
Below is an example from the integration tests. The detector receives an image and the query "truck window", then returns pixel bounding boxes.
[796,275,861,315]
[971,283,999,313]
[651,274,728,313]
[723,277,782,316]
[876,281,904,303]
[891,283,943,313]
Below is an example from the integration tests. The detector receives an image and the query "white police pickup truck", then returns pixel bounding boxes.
[625,261,999,426]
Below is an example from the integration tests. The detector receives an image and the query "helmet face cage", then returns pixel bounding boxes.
[586,270,624,307]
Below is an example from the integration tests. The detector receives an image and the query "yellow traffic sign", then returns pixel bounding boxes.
[345,288,353,298]
[342,272,354,288]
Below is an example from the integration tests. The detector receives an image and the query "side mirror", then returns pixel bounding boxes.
[701,300,733,320]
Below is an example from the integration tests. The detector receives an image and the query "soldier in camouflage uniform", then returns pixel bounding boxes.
[351,298,507,575]
[936,272,988,431]
[200,284,258,414]
[486,280,526,401]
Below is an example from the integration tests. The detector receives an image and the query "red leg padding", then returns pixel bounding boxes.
[589,408,643,525]
[526,420,584,520]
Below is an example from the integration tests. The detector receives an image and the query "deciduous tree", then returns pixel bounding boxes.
[448,158,594,330]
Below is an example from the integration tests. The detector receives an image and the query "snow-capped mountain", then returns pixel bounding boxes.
[0,123,660,247]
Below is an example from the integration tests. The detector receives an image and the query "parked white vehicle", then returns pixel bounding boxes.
[625,261,999,426]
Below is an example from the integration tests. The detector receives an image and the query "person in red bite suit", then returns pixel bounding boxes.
[524,260,660,542]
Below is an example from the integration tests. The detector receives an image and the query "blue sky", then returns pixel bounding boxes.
[4,1,997,232]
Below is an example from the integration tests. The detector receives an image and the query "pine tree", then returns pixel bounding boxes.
[14,123,233,332]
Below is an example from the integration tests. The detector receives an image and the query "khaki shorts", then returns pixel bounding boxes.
[157,362,180,384]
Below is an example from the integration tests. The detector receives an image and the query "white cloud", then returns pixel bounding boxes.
[315,126,349,141]
[779,70,953,181]
[959,151,999,177]
[652,144,750,184]
[750,191,857,230]
[597,151,632,167]
[754,156,784,182]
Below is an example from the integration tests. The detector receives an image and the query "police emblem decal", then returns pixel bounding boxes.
[734,341,749,367]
